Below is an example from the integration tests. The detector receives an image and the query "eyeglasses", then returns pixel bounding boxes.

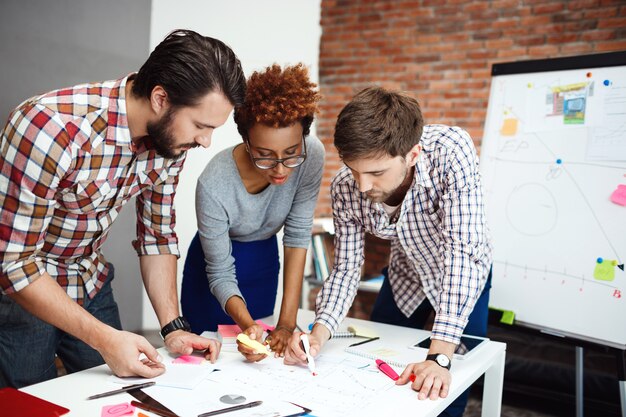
[246,136,307,170]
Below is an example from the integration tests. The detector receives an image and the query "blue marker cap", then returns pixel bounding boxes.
[603,80,611,86]
[597,257,603,264]
[556,159,562,164]
[308,323,314,331]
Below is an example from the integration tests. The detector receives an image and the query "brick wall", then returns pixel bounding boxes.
[315,0,626,217]
[313,0,626,316]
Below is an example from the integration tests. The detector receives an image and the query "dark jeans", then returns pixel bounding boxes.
[181,233,280,333]
[371,267,492,417]
[0,265,122,388]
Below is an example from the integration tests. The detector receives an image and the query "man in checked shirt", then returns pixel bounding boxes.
[0,29,246,387]
[286,87,493,417]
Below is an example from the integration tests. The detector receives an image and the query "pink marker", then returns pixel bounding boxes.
[375,359,399,381]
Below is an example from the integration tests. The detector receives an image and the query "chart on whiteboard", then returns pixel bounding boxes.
[480,64,626,347]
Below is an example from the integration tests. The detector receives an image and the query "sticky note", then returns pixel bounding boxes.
[101,403,134,417]
[610,184,626,206]
[347,325,377,338]
[500,118,518,136]
[236,333,269,354]
[173,354,205,365]
[594,259,616,282]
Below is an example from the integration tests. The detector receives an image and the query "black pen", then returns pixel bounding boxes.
[198,400,263,417]
[348,336,380,347]
[86,381,156,400]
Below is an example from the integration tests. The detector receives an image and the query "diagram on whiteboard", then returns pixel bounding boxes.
[480,62,626,347]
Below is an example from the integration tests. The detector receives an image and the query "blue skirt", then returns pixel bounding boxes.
[181,233,279,333]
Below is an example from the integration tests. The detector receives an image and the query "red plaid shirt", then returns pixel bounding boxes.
[0,75,184,303]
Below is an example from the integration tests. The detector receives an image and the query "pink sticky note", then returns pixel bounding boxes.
[610,184,626,206]
[172,354,205,365]
[101,402,134,417]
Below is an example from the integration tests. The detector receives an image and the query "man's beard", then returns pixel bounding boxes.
[146,107,197,159]
[364,164,410,204]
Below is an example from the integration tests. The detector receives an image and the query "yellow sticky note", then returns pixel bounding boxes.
[236,333,269,354]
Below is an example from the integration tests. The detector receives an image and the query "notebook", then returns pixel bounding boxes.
[344,338,422,367]
[345,335,489,366]
[0,387,70,417]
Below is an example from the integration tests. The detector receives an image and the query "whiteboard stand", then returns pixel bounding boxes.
[575,346,583,417]
[618,349,626,417]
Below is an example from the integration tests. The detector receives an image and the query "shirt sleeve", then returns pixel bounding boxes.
[432,127,491,344]
[282,136,325,249]
[133,157,184,257]
[194,177,243,311]
[315,173,365,335]
[0,103,72,294]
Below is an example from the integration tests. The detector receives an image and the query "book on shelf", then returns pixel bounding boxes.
[310,228,383,293]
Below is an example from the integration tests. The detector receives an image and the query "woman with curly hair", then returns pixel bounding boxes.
[181,64,324,359]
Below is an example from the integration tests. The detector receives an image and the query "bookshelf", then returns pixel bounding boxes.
[304,218,383,309]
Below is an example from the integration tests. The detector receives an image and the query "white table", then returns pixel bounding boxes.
[22,310,506,417]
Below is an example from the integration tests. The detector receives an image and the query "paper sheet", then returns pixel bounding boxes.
[110,353,215,390]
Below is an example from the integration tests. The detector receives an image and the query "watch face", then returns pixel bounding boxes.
[436,354,450,367]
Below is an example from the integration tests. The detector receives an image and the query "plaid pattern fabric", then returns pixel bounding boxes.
[0,76,184,303]
[316,125,493,344]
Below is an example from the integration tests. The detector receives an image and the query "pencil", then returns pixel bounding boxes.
[348,336,380,347]
[86,381,156,400]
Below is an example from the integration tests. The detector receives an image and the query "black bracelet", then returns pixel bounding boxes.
[160,316,191,339]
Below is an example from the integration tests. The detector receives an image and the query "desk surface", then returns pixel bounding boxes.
[22,310,506,417]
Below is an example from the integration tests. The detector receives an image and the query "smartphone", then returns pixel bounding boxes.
[412,334,488,360]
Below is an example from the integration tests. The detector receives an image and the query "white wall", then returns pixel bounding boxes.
[143,0,322,329]
[0,0,152,332]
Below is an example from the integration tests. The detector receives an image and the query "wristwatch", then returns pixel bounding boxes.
[160,316,191,339]
[426,353,451,370]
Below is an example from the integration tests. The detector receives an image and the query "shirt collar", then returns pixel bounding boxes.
[104,74,133,150]
[413,149,435,189]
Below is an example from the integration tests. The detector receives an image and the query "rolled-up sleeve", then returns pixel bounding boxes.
[0,103,71,294]
[133,157,184,257]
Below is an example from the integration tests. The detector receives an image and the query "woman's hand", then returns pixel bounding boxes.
[265,325,293,357]
[236,323,268,362]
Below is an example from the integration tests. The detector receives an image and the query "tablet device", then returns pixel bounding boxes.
[412,334,488,360]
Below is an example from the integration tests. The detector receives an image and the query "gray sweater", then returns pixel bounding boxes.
[195,135,325,310]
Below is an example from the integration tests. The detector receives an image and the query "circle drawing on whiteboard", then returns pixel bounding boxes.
[506,183,558,236]
[220,394,246,404]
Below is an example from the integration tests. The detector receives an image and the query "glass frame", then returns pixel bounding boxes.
[246,135,307,170]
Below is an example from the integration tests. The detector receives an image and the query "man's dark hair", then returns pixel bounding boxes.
[132,29,246,107]
[334,86,424,161]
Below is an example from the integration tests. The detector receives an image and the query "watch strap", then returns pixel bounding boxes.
[160,316,191,339]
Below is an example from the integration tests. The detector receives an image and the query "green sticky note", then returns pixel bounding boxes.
[489,307,515,325]
[500,310,515,325]
[594,260,615,282]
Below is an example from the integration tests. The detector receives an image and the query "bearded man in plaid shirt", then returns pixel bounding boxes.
[286,87,493,417]
[0,29,245,388]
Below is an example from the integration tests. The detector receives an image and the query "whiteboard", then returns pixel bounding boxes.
[480,52,626,349]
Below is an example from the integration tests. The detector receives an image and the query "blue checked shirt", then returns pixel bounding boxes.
[316,124,493,344]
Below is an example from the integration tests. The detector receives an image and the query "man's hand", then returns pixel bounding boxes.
[97,329,166,378]
[236,324,268,362]
[164,330,221,363]
[396,361,451,400]
[265,326,292,357]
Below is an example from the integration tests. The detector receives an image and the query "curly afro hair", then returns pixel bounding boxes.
[234,63,321,139]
